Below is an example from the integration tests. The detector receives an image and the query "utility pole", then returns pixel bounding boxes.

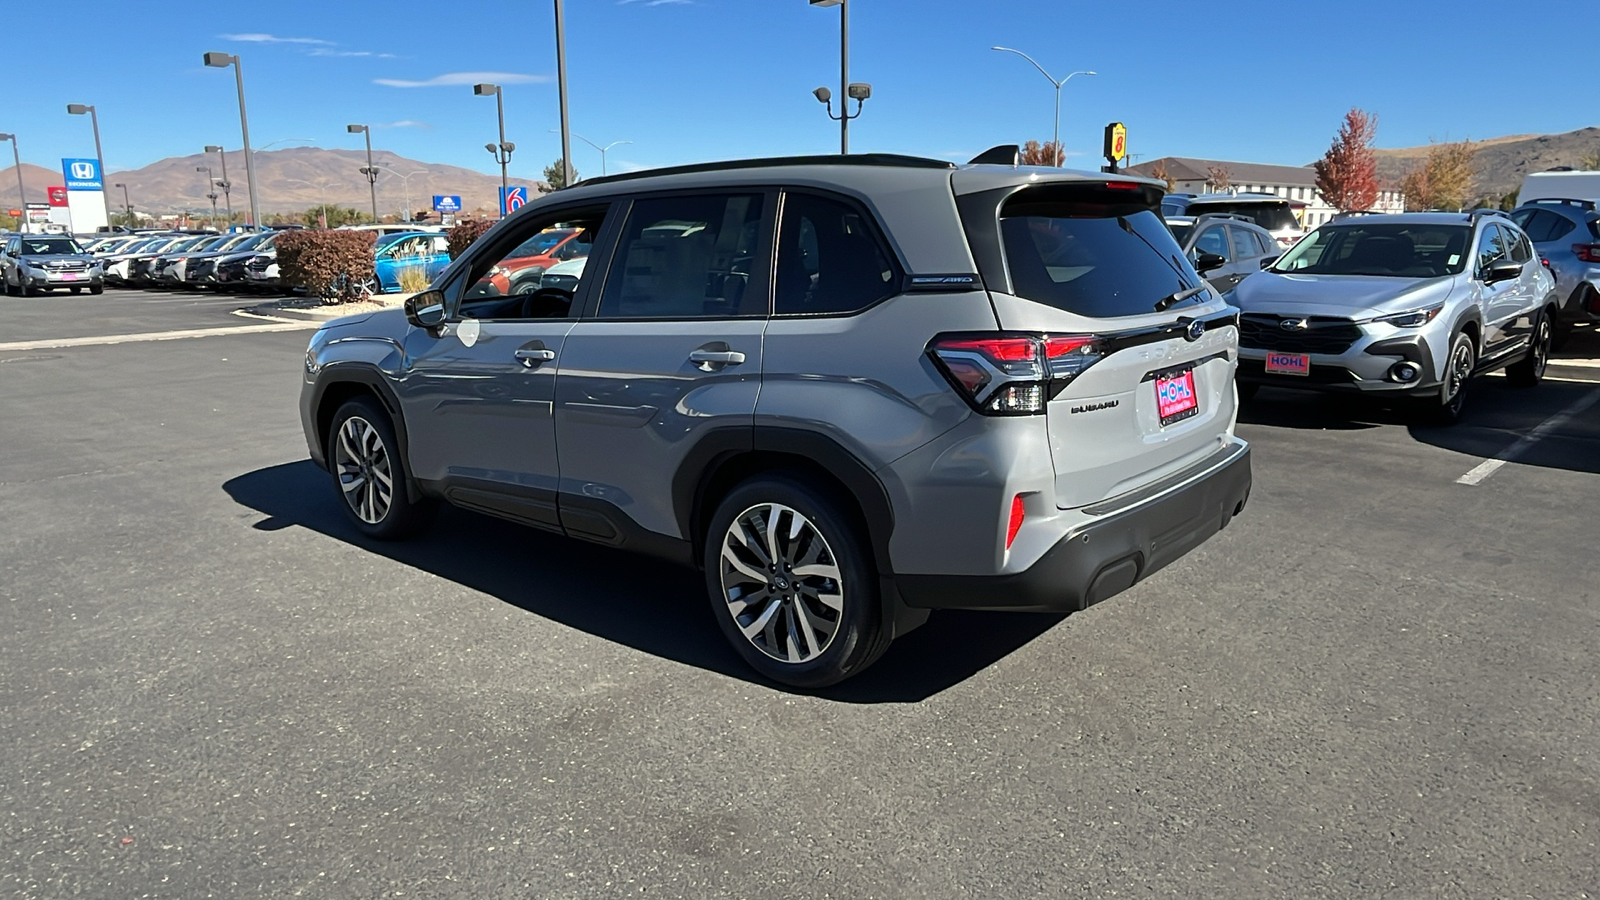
[205,145,233,224]
[555,0,574,186]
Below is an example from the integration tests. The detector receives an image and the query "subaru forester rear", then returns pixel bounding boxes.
[300,151,1250,687]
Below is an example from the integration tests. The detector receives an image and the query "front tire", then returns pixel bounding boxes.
[327,397,434,540]
[1505,309,1552,388]
[1422,331,1476,425]
[704,475,888,688]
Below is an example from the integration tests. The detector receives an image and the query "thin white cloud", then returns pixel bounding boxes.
[309,48,399,59]
[220,32,333,45]
[376,120,433,130]
[374,71,549,88]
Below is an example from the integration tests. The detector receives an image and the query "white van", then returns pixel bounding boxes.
[1517,170,1600,206]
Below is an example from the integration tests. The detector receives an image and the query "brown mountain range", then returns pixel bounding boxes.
[2,147,547,220]
[1368,127,1600,202]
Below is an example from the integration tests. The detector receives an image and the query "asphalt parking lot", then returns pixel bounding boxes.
[3,289,1598,899]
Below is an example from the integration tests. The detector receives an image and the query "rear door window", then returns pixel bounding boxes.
[999,187,1204,318]
[774,192,898,316]
[597,193,767,319]
[1228,226,1264,258]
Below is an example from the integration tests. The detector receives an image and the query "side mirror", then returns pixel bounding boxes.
[1260,255,1279,269]
[1195,252,1227,273]
[1483,259,1523,284]
[404,289,447,329]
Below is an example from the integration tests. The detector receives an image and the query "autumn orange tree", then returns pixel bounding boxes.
[1020,140,1065,167]
[1314,109,1380,212]
[1400,140,1476,211]
[1148,160,1177,192]
[1205,166,1232,191]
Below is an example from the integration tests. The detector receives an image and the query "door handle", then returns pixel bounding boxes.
[688,349,746,370]
[514,348,556,366]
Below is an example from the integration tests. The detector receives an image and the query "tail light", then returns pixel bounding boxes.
[927,332,1106,415]
[1573,243,1600,263]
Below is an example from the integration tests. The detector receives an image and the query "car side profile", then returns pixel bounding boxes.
[372,232,452,293]
[1166,213,1281,293]
[300,153,1252,686]
[1231,210,1557,421]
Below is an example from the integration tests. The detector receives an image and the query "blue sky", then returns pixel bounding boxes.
[5,0,1595,180]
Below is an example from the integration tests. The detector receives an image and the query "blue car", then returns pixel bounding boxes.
[373,232,451,293]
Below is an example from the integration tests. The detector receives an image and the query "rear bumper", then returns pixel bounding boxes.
[894,439,1251,612]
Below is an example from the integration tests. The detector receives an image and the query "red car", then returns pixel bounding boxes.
[484,228,588,295]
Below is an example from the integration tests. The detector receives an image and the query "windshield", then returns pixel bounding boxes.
[1271,223,1471,278]
[998,189,1205,317]
[1187,201,1300,232]
[21,237,84,255]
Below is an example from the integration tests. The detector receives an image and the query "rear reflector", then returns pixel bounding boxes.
[1006,495,1025,549]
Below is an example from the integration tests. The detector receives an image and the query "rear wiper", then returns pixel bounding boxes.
[1154,284,1209,312]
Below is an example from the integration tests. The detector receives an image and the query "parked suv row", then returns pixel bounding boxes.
[300,152,1252,686]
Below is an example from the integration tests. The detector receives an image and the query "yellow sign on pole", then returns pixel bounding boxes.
[1104,122,1128,164]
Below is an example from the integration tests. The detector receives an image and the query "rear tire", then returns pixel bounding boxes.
[703,474,888,688]
[1506,309,1552,388]
[326,396,435,540]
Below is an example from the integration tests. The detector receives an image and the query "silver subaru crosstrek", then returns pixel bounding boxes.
[1231,210,1558,422]
[299,151,1252,686]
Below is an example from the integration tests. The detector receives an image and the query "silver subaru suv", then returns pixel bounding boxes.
[1231,210,1558,421]
[299,151,1252,686]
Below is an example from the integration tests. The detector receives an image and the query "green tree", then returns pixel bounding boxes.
[302,205,368,228]
[539,159,577,193]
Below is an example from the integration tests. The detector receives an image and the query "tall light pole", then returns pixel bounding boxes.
[204,145,233,224]
[346,124,380,224]
[370,166,427,221]
[65,104,105,188]
[197,166,219,230]
[554,0,574,188]
[554,130,630,177]
[991,46,1095,165]
[808,0,865,155]
[473,83,515,216]
[112,182,133,225]
[1,133,28,233]
[203,51,261,229]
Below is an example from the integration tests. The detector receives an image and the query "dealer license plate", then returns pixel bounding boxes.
[59,273,79,281]
[1264,352,1310,376]
[1155,369,1199,426]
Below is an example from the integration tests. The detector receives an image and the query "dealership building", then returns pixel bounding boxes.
[1124,157,1405,228]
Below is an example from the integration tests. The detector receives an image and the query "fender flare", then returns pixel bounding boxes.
[308,363,423,503]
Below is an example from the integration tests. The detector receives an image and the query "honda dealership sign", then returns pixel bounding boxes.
[59,158,108,232]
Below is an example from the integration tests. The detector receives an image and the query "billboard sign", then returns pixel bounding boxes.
[432,195,461,213]
[61,158,103,191]
[500,185,528,216]
[47,186,68,207]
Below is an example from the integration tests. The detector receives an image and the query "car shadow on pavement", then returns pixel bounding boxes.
[1242,378,1600,475]
[223,460,1066,704]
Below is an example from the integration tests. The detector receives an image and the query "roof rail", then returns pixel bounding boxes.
[1193,212,1254,224]
[575,153,955,188]
[1468,208,1510,222]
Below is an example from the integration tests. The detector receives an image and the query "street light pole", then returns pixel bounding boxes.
[204,145,233,224]
[197,166,219,230]
[1,133,29,233]
[474,83,516,216]
[203,51,261,229]
[347,124,380,224]
[990,46,1095,165]
[65,104,105,187]
[554,0,574,187]
[370,166,427,221]
[553,131,631,177]
[112,182,132,224]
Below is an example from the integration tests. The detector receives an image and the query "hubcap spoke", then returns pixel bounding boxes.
[334,415,392,524]
[720,500,847,665]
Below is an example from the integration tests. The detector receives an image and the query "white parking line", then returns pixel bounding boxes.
[0,321,317,352]
[1457,386,1600,485]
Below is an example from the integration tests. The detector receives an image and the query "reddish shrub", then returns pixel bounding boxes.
[277,230,377,304]
[448,219,494,260]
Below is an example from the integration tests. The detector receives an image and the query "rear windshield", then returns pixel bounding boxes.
[1000,190,1206,318]
[1272,223,1471,278]
[1167,221,1194,245]
[1186,200,1299,232]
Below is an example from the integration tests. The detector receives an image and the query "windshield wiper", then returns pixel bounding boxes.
[1154,284,1209,312]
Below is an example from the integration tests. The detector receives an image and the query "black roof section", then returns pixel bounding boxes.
[575,153,956,188]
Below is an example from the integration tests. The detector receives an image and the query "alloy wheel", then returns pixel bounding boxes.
[718,503,845,664]
[333,416,394,524]
[1532,318,1551,378]
[1444,340,1473,411]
